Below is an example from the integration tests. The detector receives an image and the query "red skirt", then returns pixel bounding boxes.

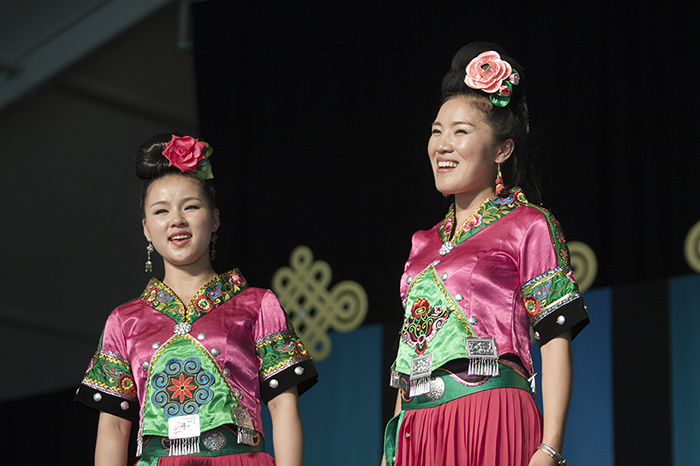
[153,452,275,466]
[395,388,542,466]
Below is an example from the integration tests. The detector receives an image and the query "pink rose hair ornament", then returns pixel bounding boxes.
[464,50,521,108]
[162,134,214,179]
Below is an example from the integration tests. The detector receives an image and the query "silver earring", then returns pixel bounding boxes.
[210,233,218,261]
[145,242,154,272]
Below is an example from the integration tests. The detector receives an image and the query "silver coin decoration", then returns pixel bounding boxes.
[202,429,226,452]
[294,366,305,376]
[269,379,279,389]
[427,376,445,401]
[120,401,129,411]
[93,393,102,402]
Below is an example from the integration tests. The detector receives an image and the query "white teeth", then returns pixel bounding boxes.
[438,161,458,168]
[171,235,190,240]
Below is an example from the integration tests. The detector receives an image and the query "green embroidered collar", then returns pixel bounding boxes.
[437,188,527,256]
[140,269,249,324]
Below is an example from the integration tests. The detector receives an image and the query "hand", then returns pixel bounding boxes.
[528,447,558,466]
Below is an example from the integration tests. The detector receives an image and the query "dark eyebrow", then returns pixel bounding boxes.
[149,196,202,209]
[453,120,476,127]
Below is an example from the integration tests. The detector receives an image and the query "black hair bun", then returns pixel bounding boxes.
[135,132,182,180]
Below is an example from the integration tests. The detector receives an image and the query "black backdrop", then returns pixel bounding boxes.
[192,0,700,299]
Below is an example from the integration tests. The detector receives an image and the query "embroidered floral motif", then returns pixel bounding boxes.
[255,326,312,380]
[168,374,196,403]
[229,272,246,286]
[151,357,214,418]
[438,188,524,250]
[523,296,540,317]
[140,270,249,324]
[82,342,138,401]
[462,213,483,231]
[522,265,581,326]
[401,298,449,355]
[440,216,453,239]
[194,296,213,313]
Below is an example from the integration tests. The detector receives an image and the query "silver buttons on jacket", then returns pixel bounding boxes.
[269,379,279,389]
[197,333,206,340]
[454,294,463,302]
[211,348,220,357]
[142,362,149,371]
[441,272,448,281]
[467,316,478,325]
[93,393,102,402]
[152,342,160,349]
[223,368,230,377]
[120,401,129,411]
[295,366,305,376]
[556,315,566,325]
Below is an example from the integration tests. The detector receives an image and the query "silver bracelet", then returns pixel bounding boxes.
[537,443,567,465]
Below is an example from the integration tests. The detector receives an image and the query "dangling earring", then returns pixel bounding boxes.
[495,164,505,195]
[145,242,154,272]
[210,232,218,261]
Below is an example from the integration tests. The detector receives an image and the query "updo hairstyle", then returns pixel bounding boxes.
[135,132,217,216]
[441,42,540,204]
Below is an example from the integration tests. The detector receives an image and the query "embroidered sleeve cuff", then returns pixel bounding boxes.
[259,359,318,404]
[533,297,590,346]
[74,383,140,424]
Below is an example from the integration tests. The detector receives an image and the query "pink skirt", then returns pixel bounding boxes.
[395,388,542,466]
[153,452,275,466]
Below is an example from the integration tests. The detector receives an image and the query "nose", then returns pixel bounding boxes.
[436,136,452,153]
[170,211,188,227]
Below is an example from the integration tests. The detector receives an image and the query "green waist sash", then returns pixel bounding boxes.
[137,425,266,466]
[383,365,529,466]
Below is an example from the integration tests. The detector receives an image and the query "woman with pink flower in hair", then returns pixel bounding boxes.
[383,43,589,466]
[76,133,317,466]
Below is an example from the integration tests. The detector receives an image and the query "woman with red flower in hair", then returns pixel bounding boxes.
[76,133,317,466]
[383,43,589,466]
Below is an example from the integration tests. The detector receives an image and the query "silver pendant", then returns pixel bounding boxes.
[439,241,455,256]
[409,353,432,397]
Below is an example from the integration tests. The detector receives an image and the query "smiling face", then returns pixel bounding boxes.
[428,96,513,200]
[142,174,220,271]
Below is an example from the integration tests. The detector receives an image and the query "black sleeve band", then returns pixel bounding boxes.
[534,297,590,346]
[259,359,319,405]
[74,384,140,425]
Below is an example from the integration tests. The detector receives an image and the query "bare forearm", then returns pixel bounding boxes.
[539,331,573,452]
[268,387,303,466]
[95,412,131,466]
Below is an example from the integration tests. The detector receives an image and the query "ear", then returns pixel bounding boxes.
[142,218,152,242]
[212,209,221,233]
[495,139,515,164]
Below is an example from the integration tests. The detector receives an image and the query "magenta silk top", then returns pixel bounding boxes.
[394,189,589,380]
[75,270,317,446]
